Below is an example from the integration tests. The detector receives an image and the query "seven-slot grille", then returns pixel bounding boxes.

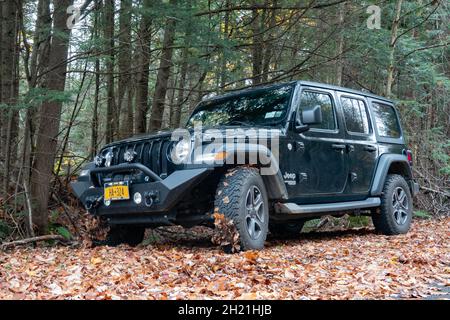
[105,137,172,178]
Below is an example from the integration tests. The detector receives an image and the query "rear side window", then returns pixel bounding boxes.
[340,97,370,134]
[371,102,401,138]
[299,91,336,131]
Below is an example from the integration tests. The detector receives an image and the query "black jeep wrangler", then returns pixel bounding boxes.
[71,81,419,251]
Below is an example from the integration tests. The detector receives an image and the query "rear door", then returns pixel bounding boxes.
[337,92,378,195]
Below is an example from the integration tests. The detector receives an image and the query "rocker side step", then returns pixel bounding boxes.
[275,197,381,216]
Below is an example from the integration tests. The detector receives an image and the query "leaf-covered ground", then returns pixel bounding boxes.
[0,218,448,300]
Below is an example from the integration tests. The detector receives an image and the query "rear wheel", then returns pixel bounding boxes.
[106,226,145,247]
[372,174,413,235]
[214,167,269,251]
[270,221,305,238]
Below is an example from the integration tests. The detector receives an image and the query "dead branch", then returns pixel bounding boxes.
[0,235,70,250]
[420,185,450,198]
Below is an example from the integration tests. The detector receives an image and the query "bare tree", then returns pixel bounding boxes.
[104,0,116,143]
[135,0,153,134]
[149,0,177,131]
[30,0,74,234]
[1,0,20,194]
[117,0,133,138]
[386,0,403,97]
[251,1,264,85]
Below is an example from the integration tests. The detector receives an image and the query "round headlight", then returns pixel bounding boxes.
[170,139,191,164]
[105,150,114,167]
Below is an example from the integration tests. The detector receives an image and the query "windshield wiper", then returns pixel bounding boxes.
[227,120,256,127]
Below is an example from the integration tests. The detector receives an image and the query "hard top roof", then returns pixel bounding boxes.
[202,80,393,104]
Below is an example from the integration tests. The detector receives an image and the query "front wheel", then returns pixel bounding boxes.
[372,174,413,235]
[214,167,269,251]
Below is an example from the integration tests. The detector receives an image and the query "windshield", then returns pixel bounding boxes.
[186,84,294,128]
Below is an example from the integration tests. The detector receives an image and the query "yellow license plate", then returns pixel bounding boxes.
[104,182,130,201]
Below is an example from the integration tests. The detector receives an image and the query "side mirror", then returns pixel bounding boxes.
[293,105,323,133]
[302,105,322,125]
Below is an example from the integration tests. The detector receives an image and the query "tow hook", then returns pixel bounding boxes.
[144,191,158,207]
[85,196,103,210]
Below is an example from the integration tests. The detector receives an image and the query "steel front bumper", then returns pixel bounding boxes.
[70,164,212,217]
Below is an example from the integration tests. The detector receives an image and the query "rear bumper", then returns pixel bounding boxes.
[70,165,212,217]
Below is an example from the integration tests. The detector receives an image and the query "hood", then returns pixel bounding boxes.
[104,130,174,148]
[104,126,284,148]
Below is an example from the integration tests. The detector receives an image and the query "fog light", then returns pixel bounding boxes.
[104,200,111,206]
[133,192,142,205]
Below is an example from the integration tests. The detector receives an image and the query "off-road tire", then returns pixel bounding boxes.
[106,226,145,247]
[372,174,413,235]
[214,167,269,251]
[270,221,305,238]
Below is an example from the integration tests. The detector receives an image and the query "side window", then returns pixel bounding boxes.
[371,102,401,138]
[298,91,336,131]
[340,97,371,134]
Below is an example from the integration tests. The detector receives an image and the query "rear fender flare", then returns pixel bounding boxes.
[371,154,412,196]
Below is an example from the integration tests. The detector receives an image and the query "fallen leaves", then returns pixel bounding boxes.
[90,257,103,265]
[0,218,448,300]
[243,251,259,264]
[211,212,241,253]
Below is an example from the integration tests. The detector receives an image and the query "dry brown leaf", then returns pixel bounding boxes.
[0,218,448,300]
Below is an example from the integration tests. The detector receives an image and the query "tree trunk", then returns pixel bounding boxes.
[262,0,277,83]
[104,0,116,143]
[117,0,132,138]
[149,0,177,132]
[170,0,192,128]
[134,0,153,134]
[219,0,231,91]
[335,2,345,86]
[19,0,51,235]
[91,56,100,158]
[91,3,101,158]
[1,0,20,194]
[386,0,403,97]
[251,1,264,85]
[29,0,52,88]
[167,73,177,127]
[30,0,74,234]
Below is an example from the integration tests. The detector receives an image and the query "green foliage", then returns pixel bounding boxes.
[142,231,161,245]
[432,140,450,175]
[55,226,72,240]
[302,219,321,232]
[414,210,432,219]
[0,220,12,241]
[347,216,371,228]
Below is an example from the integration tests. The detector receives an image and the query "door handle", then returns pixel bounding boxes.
[363,145,377,152]
[331,144,346,151]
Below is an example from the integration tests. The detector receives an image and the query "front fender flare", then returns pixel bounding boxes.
[221,143,288,200]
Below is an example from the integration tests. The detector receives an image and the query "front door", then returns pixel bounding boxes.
[285,87,349,203]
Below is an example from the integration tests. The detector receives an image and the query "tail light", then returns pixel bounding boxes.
[405,149,413,166]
